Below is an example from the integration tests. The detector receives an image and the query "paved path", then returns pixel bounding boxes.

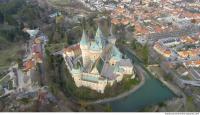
[86,65,145,105]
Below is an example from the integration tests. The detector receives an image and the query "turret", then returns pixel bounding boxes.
[95,26,104,49]
[80,30,90,66]
[112,46,122,60]
[110,46,122,65]
[80,30,89,50]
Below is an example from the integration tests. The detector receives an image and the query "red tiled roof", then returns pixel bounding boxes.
[23,60,34,71]
[35,52,43,60]
[111,18,121,25]
[64,44,80,52]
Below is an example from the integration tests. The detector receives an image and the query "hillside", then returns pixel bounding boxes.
[0,0,47,69]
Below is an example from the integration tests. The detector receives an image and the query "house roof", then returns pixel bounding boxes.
[23,60,34,71]
[64,44,80,52]
[34,38,41,44]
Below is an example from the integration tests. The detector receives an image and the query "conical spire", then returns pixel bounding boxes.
[80,30,89,46]
[95,26,103,39]
[112,45,122,61]
[95,26,103,49]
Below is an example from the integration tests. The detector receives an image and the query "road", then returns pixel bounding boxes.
[190,67,200,81]
[180,79,200,87]
[166,63,200,87]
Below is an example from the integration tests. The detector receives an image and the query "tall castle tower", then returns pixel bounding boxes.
[80,30,90,66]
[95,26,104,49]
[80,27,104,67]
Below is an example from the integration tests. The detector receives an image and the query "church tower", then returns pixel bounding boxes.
[87,27,104,61]
[95,26,104,49]
[80,30,90,67]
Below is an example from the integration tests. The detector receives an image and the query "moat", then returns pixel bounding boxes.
[55,45,176,112]
[106,47,175,112]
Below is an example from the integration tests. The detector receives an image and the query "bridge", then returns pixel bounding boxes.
[179,79,200,87]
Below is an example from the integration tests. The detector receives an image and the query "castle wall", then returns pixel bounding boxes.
[73,76,107,93]
[116,74,123,82]
[81,49,90,66]
[108,80,115,86]
[121,66,133,75]
[88,50,102,61]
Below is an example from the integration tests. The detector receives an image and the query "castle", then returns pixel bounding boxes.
[63,27,135,93]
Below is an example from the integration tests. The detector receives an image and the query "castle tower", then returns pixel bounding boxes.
[95,26,104,49]
[80,30,90,67]
[109,45,123,65]
[87,27,104,61]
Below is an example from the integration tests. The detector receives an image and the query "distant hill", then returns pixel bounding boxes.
[0,0,9,3]
[0,0,47,68]
[0,0,46,44]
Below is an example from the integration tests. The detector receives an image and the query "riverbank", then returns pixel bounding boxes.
[86,65,145,105]
[147,66,183,96]
[146,66,186,112]
[104,45,175,112]
[122,45,182,98]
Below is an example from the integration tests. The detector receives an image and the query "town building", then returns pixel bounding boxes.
[184,60,200,67]
[0,28,48,97]
[153,42,172,58]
